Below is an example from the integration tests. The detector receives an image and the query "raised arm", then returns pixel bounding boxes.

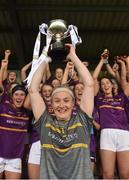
[23,93,32,110]
[112,63,120,82]
[45,63,51,80]
[61,61,74,85]
[122,56,129,82]
[66,44,94,117]
[21,62,32,82]
[2,49,11,80]
[117,59,129,97]
[0,59,6,95]
[92,51,107,96]
[42,63,51,83]
[105,62,116,77]
[29,59,48,121]
[106,54,121,81]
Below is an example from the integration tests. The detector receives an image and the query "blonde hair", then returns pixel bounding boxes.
[51,86,74,99]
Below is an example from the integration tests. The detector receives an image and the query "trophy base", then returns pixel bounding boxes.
[48,41,68,61]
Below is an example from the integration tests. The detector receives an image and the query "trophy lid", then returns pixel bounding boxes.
[48,19,67,37]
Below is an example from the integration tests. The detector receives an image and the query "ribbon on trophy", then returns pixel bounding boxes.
[25,23,52,87]
[68,25,82,48]
[25,20,82,88]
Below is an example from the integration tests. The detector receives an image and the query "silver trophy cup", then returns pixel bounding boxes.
[48,19,69,61]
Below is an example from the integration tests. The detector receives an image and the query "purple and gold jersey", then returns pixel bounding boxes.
[0,102,29,158]
[1,79,11,103]
[95,91,129,130]
[28,116,40,144]
[3,79,9,91]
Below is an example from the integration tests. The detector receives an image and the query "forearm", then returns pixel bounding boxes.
[4,55,9,80]
[126,59,129,81]
[70,53,94,117]
[45,63,51,80]
[21,71,27,82]
[0,67,5,83]
[23,94,32,110]
[29,62,47,93]
[21,62,32,82]
[21,62,32,72]
[61,68,69,85]
[120,61,126,80]
[29,61,47,121]
[120,61,127,88]
[92,59,104,80]
[2,67,8,81]
[70,53,93,86]
[106,64,115,77]
[0,67,5,92]
[114,71,120,83]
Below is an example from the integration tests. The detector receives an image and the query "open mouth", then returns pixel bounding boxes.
[58,108,67,113]
[45,96,51,99]
[105,88,110,91]
[16,100,23,104]
[10,78,15,81]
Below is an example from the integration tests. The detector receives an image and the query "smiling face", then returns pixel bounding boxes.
[74,83,84,102]
[8,71,17,83]
[41,84,53,103]
[12,90,26,108]
[100,78,113,96]
[55,68,63,81]
[52,91,74,121]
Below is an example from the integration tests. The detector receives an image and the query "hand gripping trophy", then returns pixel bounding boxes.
[25,19,82,87]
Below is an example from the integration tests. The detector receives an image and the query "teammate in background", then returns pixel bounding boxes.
[92,50,129,179]
[0,85,29,179]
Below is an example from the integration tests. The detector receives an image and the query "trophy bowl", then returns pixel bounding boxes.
[48,19,67,39]
[48,19,69,61]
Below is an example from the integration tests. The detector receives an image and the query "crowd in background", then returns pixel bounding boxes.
[0,46,129,179]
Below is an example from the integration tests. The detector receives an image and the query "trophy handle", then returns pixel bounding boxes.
[64,29,70,38]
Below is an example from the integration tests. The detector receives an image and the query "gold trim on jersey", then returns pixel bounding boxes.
[99,105,124,110]
[0,125,27,132]
[42,143,88,152]
[46,122,83,134]
[0,113,29,120]
[46,124,61,133]
[68,123,82,130]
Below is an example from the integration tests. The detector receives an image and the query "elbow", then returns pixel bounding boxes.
[92,76,98,82]
[91,80,94,87]
[86,80,94,89]
[21,69,26,73]
[28,86,37,94]
[24,103,32,110]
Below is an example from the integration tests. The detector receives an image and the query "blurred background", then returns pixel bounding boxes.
[0,0,129,71]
